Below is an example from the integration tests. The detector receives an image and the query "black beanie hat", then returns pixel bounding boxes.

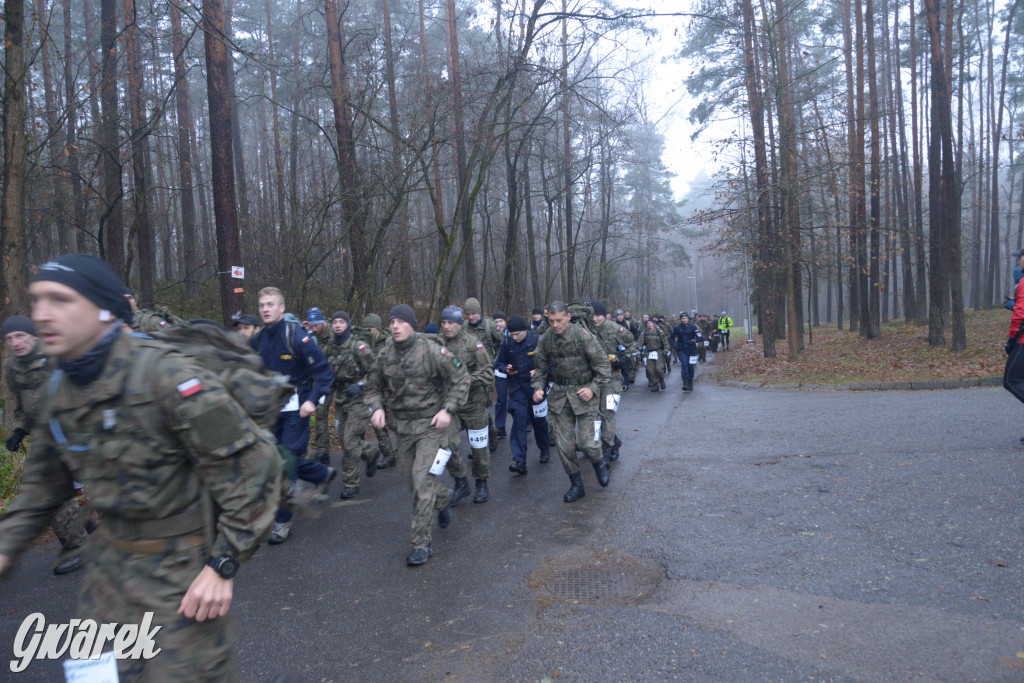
[32,254,132,322]
[592,300,608,317]
[532,307,543,316]
[0,315,36,337]
[389,304,417,329]
[441,305,463,324]
[507,314,528,332]
[492,310,507,321]
[331,311,351,326]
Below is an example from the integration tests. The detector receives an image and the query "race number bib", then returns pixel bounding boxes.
[689,356,698,365]
[605,393,621,412]
[533,399,548,418]
[467,427,489,450]
[63,651,119,683]
[282,391,299,412]
[429,448,452,476]
[703,340,710,347]
[594,420,602,443]
[647,351,659,361]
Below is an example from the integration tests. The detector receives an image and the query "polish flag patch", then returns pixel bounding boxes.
[302,336,311,344]
[358,344,366,350]
[177,378,203,397]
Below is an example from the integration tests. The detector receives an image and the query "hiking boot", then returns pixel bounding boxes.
[406,545,432,566]
[659,378,666,390]
[377,455,397,469]
[539,449,550,464]
[451,477,471,506]
[509,460,527,475]
[365,453,380,478]
[473,479,489,503]
[438,504,452,529]
[339,486,360,500]
[53,556,82,575]
[312,467,337,502]
[268,521,292,544]
[594,459,610,487]
[563,473,585,503]
[496,427,507,440]
[611,435,622,461]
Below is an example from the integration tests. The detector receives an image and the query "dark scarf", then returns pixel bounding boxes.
[333,328,352,346]
[60,323,121,385]
[394,333,417,353]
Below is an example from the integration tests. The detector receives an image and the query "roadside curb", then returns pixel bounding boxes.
[717,376,1003,391]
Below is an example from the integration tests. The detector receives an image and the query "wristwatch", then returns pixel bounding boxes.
[207,556,239,579]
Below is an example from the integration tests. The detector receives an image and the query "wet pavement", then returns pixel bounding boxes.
[2,352,1023,681]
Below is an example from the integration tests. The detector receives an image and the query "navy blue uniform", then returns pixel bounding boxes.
[493,331,550,464]
[252,318,335,523]
[494,329,510,431]
[670,321,702,386]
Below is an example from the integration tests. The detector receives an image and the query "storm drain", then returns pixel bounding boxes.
[529,548,663,606]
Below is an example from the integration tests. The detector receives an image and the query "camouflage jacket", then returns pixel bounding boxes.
[531,324,611,415]
[594,319,637,378]
[441,331,494,405]
[0,332,281,563]
[325,333,376,407]
[640,326,669,351]
[353,325,389,353]
[364,333,471,422]
[466,317,502,357]
[3,340,51,433]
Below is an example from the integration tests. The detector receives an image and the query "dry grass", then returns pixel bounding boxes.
[719,308,1008,385]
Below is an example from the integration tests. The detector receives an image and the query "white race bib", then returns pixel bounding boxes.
[594,420,602,443]
[318,395,326,405]
[533,399,548,418]
[282,391,299,412]
[429,448,452,476]
[605,393,621,412]
[648,351,659,361]
[467,427,489,450]
[689,356,698,365]
[63,651,119,683]
[703,340,710,347]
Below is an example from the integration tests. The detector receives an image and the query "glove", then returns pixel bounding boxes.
[344,382,363,398]
[1006,337,1016,355]
[5,428,27,452]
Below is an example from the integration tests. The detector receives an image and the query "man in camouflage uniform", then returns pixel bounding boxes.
[2,315,89,575]
[306,307,333,465]
[125,292,185,333]
[591,301,634,464]
[463,297,501,450]
[325,311,380,499]
[0,254,281,680]
[531,301,611,503]
[355,312,397,469]
[440,305,494,504]
[365,305,470,566]
[640,317,669,391]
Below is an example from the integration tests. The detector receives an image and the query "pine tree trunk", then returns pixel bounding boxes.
[2,0,29,314]
[99,0,124,277]
[170,1,200,300]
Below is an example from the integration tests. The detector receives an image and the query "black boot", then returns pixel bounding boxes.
[539,449,550,463]
[365,452,380,478]
[509,460,527,475]
[659,378,666,390]
[593,458,610,487]
[611,435,622,461]
[602,444,613,466]
[563,473,585,502]
[438,503,452,528]
[473,478,489,503]
[687,378,694,391]
[451,476,471,506]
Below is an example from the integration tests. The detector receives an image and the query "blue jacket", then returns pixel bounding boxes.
[670,322,702,355]
[494,331,540,386]
[251,319,334,407]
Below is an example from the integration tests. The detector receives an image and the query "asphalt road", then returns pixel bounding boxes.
[2,351,1024,682]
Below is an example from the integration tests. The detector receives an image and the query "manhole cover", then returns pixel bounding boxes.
[529,548,663,606]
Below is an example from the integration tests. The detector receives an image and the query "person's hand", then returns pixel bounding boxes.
[1007,337,1016,355]
[178,566,233,622]
[299,400,316,418]
[532,390,545,404]
[576,387,594,402]
[5,428,27,452]
[370,409,386,430]
[431,409,452,429]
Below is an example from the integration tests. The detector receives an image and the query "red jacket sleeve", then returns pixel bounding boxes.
[1009,277,1024,339]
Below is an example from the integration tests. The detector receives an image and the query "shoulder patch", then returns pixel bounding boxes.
[302,336,311,343]
[177,378,203,398]
[441,347,448,355]
[476,343,484,350]
[358,344,367,351]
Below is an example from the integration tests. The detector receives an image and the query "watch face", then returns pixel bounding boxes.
[220,558,239,578]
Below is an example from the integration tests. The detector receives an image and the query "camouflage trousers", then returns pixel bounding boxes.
[392,417,451,549]
[445,401,490,480]
[550,400,603,476]
[644,354,666,385]
[52,496,88,551]
[598,375,623,450]
[374,424,396,459]
[80,532,237,681]
[311,400,332,457]
[335,399,376,488]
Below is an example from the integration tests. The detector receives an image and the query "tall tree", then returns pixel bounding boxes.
[170,0,201,300]
[1,0,29,313]
[99,0,124,277]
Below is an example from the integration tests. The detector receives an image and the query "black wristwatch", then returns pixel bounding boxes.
[207,556,239,579]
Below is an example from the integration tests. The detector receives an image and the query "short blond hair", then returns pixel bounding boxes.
[257,287,285,305]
